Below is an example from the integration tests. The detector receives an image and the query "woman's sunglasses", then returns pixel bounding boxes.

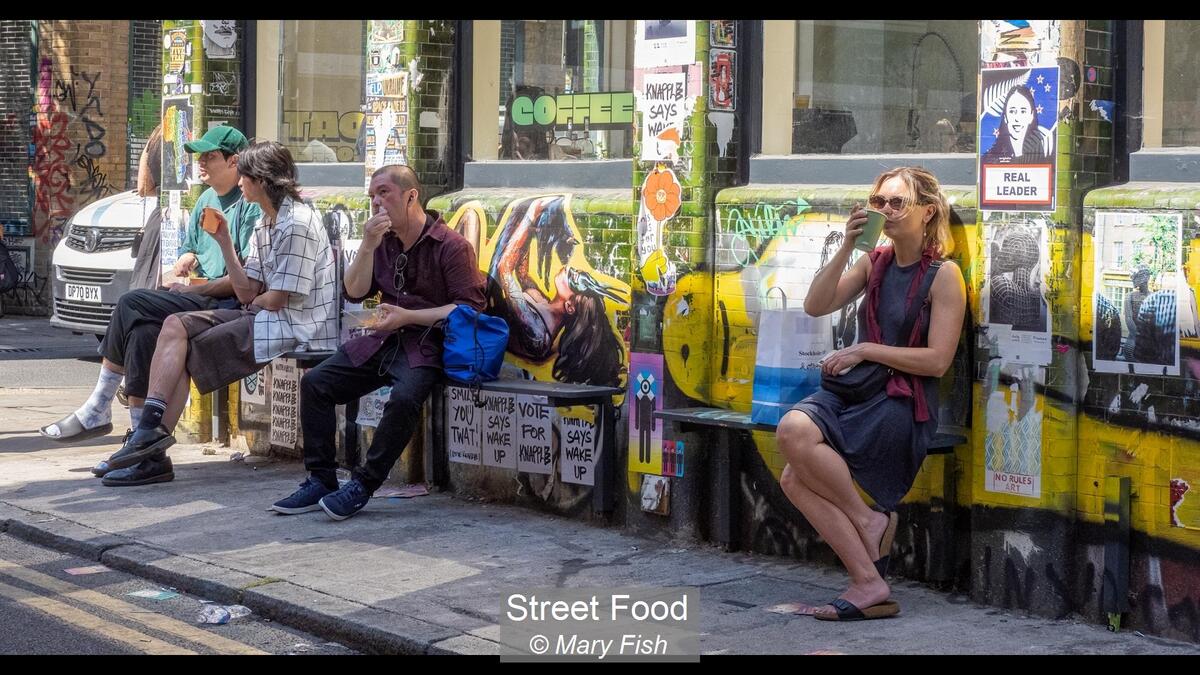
[868,195,908,211]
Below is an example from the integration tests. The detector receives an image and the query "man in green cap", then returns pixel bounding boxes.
[39,125,261,470]
[172,125,261,281]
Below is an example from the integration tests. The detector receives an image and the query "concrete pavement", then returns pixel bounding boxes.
[2,342,1199,655]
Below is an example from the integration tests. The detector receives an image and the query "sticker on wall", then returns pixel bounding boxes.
[978,65,1059,212]
[269,359,300,450]
[628,352,665,475]
[516,394,553,475]
[643,165,681,230]
[709,48,736,112]
[634,20,696,69]
[981,218,1052,366]
[640,474,671,515]
[708,112,735,158]
[446,385,482,465]
[560,413,598,486]
[161,97,193,192]
[983,361,1042,498]
[1171,476,1199,530]
[710,20,736,48]
[368,20,404,46]
[662,440,684,478]
[355,386,392,428]
[638,70,695,162]
[240,368,267,406]
[201,20,237,59]
[1092,211,1183,376]
[638,166,682,296]
[981,20,1060,68]
[480,390,518,470]
[1089,99,1114,123]
[164,29,190,78]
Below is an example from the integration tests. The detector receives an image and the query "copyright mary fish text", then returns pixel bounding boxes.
[500,588,699,661]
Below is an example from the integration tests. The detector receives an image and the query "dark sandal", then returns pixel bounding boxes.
[813,598,900,621]
[872,510,899,578]
[39,413,113,442]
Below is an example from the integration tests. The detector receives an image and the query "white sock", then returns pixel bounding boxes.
[129,406,143,429]
[73,367,121,430]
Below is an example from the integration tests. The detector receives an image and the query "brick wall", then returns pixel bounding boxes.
[0,21,32,239]
[409,20,457,200]
[127,19,161,188]
[11,20,131,315]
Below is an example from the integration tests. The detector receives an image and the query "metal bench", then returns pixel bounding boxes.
[655,406,965,581]
[430,378,624,516]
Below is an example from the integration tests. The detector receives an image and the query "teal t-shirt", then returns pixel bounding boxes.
[182,186,261,279]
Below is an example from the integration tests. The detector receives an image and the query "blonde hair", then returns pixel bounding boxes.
[137,124,163,198]
[871,166,954,258]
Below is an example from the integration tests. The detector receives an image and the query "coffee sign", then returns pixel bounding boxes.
[509,92,635,131]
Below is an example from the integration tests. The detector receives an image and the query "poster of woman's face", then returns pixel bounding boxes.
[1092,211,1183,376]
[978,66,1059,212]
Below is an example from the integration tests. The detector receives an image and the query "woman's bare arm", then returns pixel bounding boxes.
[859,262,967,377]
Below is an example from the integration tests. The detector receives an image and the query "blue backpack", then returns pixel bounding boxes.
[439,304,509,386]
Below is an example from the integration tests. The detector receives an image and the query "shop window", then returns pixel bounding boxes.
[280,20,366,163]
[792,20,976,154]
[1160,21,1200,147]
[498,20,634,160]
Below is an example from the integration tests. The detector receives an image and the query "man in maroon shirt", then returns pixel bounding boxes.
[271,165,486,521]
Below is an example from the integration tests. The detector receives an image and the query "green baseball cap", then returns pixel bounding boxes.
[184,125,249,155]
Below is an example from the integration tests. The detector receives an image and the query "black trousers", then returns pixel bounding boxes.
[97,289,215,398]
[300,335,440,493]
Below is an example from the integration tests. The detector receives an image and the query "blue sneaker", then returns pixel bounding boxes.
[271,477,336,514]
[319,478,372,521]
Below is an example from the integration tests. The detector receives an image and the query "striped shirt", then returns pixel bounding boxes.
[244,197,339,362]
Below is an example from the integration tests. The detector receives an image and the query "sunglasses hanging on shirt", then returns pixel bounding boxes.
[393,252,408,293]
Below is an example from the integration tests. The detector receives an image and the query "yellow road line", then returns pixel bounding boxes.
[0,578,196,655]
[0,559,267,655]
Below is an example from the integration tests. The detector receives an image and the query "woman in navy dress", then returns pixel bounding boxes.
[776,166,967,620]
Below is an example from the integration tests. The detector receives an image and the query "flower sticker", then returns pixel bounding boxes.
[641,165,682,222]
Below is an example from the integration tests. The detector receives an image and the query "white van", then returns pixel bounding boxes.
[49,190,157,336]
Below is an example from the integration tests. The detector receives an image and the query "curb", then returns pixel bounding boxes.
[0,501,501,655]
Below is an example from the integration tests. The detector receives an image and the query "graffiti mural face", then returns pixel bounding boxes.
[445,194,632,391]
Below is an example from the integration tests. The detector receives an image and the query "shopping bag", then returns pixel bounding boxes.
[750,288,830,426]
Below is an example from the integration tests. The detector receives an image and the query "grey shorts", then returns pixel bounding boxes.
[177,306,262,395]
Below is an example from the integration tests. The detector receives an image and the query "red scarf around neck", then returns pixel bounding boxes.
[864,245,938,423]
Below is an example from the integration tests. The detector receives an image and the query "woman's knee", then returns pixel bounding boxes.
[777,411,821,455]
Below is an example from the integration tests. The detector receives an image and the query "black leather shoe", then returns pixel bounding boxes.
[102,454,173,487]
[93,429,134,477]
[104,425,175,472]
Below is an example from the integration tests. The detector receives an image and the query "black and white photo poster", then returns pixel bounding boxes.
[982,218,1052,365]
[1092,211,1183,376]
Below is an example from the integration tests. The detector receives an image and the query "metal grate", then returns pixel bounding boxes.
[0,348,41,353]
[54,298,116,327]
[60,267,116,284]
[65,225,141,253]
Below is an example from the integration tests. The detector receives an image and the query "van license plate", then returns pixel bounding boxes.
[65,284,102,303]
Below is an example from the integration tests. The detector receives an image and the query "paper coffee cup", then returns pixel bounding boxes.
[201,207,222,234]
[854,208,887,252]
